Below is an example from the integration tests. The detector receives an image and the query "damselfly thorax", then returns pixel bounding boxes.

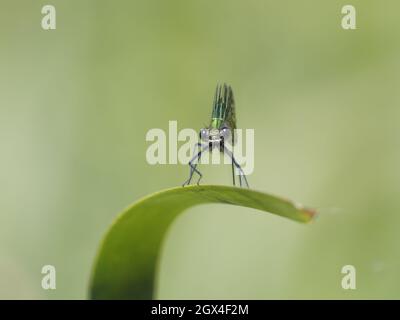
[182,83,249,188]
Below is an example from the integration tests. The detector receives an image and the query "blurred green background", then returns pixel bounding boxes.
[1,0,400,299]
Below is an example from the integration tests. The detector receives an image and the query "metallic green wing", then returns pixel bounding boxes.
[210,83,236,130]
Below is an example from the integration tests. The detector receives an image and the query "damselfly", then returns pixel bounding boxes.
[182,84,249,188]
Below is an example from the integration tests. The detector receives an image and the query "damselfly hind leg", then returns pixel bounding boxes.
[223,146,249,188]
[231,136,236,186]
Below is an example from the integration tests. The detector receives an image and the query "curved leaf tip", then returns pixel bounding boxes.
[89,185,316,299]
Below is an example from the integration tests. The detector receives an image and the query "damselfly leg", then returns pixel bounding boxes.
[182,143,209,186]
[223,146,249,188]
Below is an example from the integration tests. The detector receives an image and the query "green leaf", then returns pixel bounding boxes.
[89,185,316,299]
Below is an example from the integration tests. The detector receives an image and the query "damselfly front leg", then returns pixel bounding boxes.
[182,143,209,186]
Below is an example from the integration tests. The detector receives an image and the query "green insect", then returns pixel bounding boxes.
[182,83,249,187]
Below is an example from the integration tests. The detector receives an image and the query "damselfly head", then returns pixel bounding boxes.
[199,127,231,145]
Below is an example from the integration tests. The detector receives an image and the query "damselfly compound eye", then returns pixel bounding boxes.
[220,127,231,140]
[200,128,209,142]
